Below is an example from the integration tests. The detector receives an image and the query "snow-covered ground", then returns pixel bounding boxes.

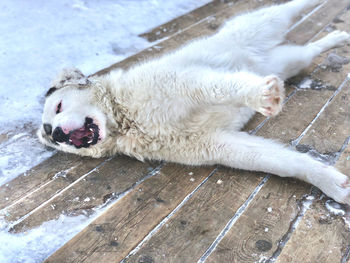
[0,0,210,262]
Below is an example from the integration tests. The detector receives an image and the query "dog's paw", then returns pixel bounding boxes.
[334,176,350,205]
[318,167,350,205]
[324,30,350,48]
[329,30,349,45]
[257,75,285,117]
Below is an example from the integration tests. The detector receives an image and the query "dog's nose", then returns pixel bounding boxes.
[43,123,52,135]
[85,117,93,125]
[52,127,68,142]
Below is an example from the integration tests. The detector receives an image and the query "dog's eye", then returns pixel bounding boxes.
[56,101,62,114]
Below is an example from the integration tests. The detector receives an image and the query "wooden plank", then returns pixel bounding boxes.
[297,5,350,154]
[275,144,350,263]
[45,164,215,263]
[1,155,105,222]
[271,22,350,260]
[9,156,158,233]
[0,152,104,209]
[298,80,350,154]
[205,179,311,263]
[123,168,264,263]
[139,0,235,42]
[286,0,349,45]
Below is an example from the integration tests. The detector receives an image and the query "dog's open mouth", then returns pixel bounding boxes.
[53,117,100,148]
[68,123,99,148]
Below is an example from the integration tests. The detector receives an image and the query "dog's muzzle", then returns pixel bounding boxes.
[51,117,99,148]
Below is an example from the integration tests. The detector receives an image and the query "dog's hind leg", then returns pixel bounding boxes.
[171,0,324,69]
[208,131,350,205]
[262,30,350,79]
[216,0,324,49]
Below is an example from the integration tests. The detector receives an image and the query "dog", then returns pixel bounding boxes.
[38,0,350,205]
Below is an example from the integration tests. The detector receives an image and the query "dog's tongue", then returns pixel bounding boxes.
[70,128,90,146]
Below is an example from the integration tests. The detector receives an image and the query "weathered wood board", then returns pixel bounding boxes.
[275,143,350,263]
[46,165,216,263]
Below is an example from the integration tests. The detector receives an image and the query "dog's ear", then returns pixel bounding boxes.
[46,68,90,97]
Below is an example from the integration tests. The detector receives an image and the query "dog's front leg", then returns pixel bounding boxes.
[209,131,350,205]
[187,70,285,117]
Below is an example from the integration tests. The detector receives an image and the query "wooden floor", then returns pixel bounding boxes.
[1,0,350,262]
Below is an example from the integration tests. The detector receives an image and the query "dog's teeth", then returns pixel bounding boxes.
[88,140,93,143]
[89,128,93,132]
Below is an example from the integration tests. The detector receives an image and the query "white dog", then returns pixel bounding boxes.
[38,0,350,205]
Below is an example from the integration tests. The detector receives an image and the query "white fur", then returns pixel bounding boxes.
[38,0,350,204]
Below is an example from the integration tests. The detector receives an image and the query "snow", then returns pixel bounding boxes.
[324,199,350,230]
[0,214,92,263]
[325,200,345,216]
[305,195,315,201]
[0,0,210,185]
[299,78,313,89]
[0,0,210,262]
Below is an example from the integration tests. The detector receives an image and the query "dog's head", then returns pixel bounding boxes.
[38,68,108,157]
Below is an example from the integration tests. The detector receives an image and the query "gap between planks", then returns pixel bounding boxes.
[120,168,218,263]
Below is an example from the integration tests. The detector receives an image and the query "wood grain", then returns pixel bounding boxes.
[45,164,215,263]
[275,144,350,263]
[124,168,265,263]
[139,0,235,42]
[9,156,158,233]
[0,153,104,209]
